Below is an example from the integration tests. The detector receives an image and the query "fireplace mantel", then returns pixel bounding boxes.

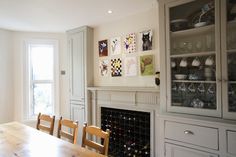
[87,86,160,157]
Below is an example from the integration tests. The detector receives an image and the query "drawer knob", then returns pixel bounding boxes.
[184,130,194,135]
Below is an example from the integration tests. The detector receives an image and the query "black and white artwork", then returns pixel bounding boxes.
[140,30,153,51]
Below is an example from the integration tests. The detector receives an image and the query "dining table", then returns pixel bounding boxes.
[0,122,106,157]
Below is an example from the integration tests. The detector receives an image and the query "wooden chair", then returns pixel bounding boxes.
[36,112,55,135]
[82,122,110,156]
[57,117,78,144]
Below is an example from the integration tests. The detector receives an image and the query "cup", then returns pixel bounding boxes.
[205,56,214,66]
[192,57,201,67]
[180,58,188,67]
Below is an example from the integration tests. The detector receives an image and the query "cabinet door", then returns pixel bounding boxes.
[69,31,85,102]
[71,103,85,145]
[165,143,218,157]
[165,0,222,117]
[222,0,236,119]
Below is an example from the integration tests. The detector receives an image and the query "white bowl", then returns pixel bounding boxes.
[194,22,207,28]
[175,74,187,80]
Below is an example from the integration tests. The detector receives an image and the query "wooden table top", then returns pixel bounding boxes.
[0,122,106,157]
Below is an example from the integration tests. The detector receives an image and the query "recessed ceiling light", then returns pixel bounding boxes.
[108,10,113,14]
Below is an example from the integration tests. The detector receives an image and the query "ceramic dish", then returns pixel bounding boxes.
[170,19,188,32]
[194,22,207,28]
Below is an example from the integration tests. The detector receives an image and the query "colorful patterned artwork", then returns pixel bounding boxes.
[124,56,137,76]
[110,37,121,55]
[140,55,154,76]
[111,58,122,77]
[124,33,136,53]
[98,40,108,57]
[99,59,109,76]
[140,30,153,51]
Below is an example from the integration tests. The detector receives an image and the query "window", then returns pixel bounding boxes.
[24,40,59,119]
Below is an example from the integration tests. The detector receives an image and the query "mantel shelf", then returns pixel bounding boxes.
[87,86,160,92]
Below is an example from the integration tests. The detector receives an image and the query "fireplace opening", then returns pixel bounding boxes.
[101,107,151,157]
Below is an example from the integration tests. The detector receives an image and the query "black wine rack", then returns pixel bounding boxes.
[101,107,150,157]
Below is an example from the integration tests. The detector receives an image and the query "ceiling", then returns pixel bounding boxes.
[0,0,157,33]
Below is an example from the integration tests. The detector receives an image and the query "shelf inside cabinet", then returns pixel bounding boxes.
[228,20,236,28]
[172,80,216,84]
[229,81,236,84]
[170,51,215,58]
[171,25,215,38]
[227,49,236,54]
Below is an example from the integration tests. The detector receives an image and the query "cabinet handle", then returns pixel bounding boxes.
[184,130,194,135]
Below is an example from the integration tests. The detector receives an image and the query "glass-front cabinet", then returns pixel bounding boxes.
[222,0,236,119]
[166,0,222,117]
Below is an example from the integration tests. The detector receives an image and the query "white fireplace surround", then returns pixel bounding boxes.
[87,86,160,157]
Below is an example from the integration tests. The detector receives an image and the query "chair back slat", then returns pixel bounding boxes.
[82,122,110,156]
[57,117,78,144]
[36,113,55,135]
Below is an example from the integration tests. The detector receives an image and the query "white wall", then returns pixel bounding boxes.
[93,8,159,87]
[12,32,70,122]
[0,29,14,123]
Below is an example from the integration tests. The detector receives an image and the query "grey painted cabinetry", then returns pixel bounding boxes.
[67,26,93,144]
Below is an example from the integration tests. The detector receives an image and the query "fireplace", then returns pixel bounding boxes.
[101,107,151,157]
[88,87,160,157]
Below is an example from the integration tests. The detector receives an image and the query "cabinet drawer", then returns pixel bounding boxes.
[165,121,218,150]
[227,130,236,155]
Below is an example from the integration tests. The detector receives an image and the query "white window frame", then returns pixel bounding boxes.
[24,39,59,120]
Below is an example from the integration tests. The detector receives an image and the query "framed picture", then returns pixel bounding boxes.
[124,56,137,76]
[124,33,136,54]
[99,40,108,57]
[140,29,153,51]
[99,59,109,76]
[110,37,121,55]
[140,55,154,76]
[111,58,122,77]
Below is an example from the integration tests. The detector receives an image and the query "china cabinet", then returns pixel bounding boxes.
[157,1,236,157]
[163,0,236,119]
[222,0,236,119]
[67,26,93,144]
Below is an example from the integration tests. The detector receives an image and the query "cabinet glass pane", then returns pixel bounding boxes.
[170,0,215,56]
[227,52,236,112]
[227,0,236,112]
[169,0,217,109]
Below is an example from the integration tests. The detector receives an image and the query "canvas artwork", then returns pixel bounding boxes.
[140,55,154,76]
[99,59,109,76]
[110,37,121,55]
[98,40,108,57]
[140,30,153,51]
[111,58,122,77]
[124,56,137,76]
[124,33,136,54]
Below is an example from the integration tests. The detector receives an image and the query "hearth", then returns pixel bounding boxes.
[101,107,151,157]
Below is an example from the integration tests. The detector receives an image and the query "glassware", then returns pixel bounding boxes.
[172,83,177,91]
[191,98,204,108]
[195,40,202,52]
[207,84,215,94]
[228,84,235,95]
[187,42,193,53]
[188,83,196,93]
[197,83,205,93]
[206,34,212,51]
[178,82,187,92]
